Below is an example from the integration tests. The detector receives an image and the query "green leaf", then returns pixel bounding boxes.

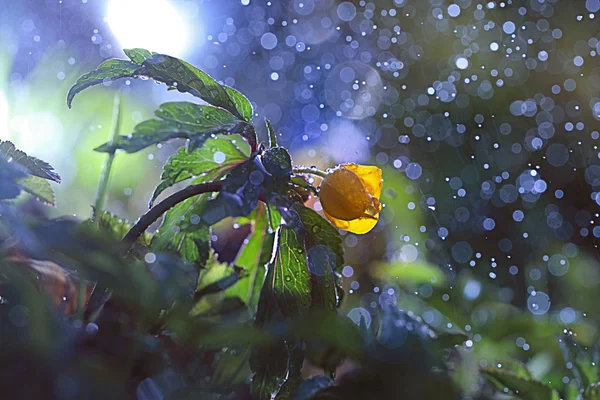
[371,260,446,287]
[17,175,56,206]
[151,181,213,268]
[267,203,283,231]
[559,334,600,389]
[69,50,249,122]
[192,258,245,306]
[66,59,138,108]
[97,211,151,245]
[225,203,272,312]
[69,49,257,146]
[224,86,253,122]
[123,48,154,64]
[292,204,342,314]
[150,135,248,205]
[270,226,311,318]
[136,54,245,120]
[95,104,242,154]
[0,141,61,182]
[293,205,343,272]
[482,367,561,400]
[266,118,277,148]
[496,360,534,380]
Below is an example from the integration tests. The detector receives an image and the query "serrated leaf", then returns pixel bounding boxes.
[559,334,600,389]
[123,48,154,64]
[83,211,151,246]
[151,176,216,268]
[150,135,248,205]
[224,86,253,122]
[69,50,245,120]
[482,367,561,400]
[69,49,256,146]
[293,205,342,315]
[135,54,244,120]
[66,59,138,108]
[293,204,343,272]
[371,260,445,287]
[0,141,61,182]
[270,225,311,318]
[95,104,242,154]
[17,175,56,206]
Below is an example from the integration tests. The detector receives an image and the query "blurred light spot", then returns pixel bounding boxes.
[107,0,190,57]
[527,291,551,315]
[455,56,469,70]
[463,279,481,300]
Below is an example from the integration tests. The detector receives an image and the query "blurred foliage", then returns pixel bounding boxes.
[2,37,600,400]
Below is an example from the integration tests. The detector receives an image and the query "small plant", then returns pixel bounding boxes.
[0,49,465,399]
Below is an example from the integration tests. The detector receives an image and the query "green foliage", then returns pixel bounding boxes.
[17,175,56,206]
[94,102,244,154]
[482,365,561,400]
[0,47,510,399]
[226,204,273,312]
[0,141,60,205]
[151,135,248,205]
[0,141,61,182]
[559,333,600,390]
[151,185,212,268]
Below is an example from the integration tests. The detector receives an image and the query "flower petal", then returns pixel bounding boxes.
[323,209,379,235]
[341,164,383,198]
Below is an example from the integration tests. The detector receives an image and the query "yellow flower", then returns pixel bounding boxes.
[318,163,383,234]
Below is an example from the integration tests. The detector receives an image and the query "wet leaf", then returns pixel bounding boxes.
[17,176,55,206]
[293,204,344,272]
[226,203,272,312]
[151,180,213,269]
[482,366,560,400]
[262,147,293,178]
[559,333,599,389]
[95,104,242,154]
[66,59,138,108]
[269,226,311,318]
[82,211,151,250]
[266,118,277,148]
[0,141,61,182]
[150,135,248,205]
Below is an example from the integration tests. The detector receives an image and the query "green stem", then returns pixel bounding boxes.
[93,92,122,223]
[292,167,327,179]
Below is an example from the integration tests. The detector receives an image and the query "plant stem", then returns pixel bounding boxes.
[292,167,327,179]
[121,181,223,249]
[93,92,122,224]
